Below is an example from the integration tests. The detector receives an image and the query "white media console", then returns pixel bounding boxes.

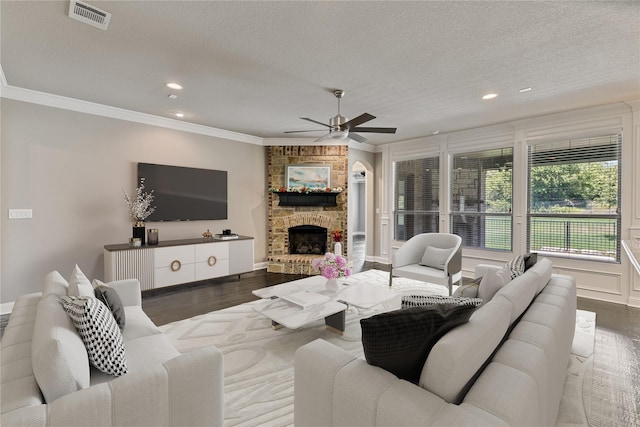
[104,236,254,291]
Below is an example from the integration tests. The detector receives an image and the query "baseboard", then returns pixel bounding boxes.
[253,262,268,270]
[627,296,640,308]
[367,255,390,264]
[1,301,15,316]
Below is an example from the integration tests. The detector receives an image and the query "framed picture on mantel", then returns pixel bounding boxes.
[286,164,331,190]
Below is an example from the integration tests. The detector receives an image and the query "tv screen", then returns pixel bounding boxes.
[137,163,228,221]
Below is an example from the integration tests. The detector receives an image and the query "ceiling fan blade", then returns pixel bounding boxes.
[350,126,397,134]
[314,132,333,142]
[284,129,327,134]
[348,133,368,143]
[301,117,332,128]
[341,113,376,130]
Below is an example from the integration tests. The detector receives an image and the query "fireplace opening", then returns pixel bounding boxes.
[289,225,327,255]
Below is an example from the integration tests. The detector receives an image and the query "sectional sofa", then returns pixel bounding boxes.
[1,269,224,427]
[295,257,577,426]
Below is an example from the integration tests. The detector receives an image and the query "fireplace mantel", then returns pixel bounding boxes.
[274,192,339,207]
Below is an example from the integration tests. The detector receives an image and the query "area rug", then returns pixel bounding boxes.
[159,270,596,427]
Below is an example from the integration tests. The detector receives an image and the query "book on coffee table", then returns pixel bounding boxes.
[280,290,330,310]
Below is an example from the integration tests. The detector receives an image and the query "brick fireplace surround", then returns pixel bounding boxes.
[267,145,348,274]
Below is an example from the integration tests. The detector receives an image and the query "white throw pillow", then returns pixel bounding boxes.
[67,264,94,297]
[31,294,90,403]
[42,270,69,297]
[478,267,511,303]
[419,246,453,270]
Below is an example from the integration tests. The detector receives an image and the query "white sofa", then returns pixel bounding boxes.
[1,273,224,427]
[295,257,576,426]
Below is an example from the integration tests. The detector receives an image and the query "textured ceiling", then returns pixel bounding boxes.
[1,1,639,146]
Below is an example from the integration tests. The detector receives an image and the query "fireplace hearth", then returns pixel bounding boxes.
[289,225,327,255]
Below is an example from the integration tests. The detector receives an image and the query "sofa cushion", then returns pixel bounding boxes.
[527,257,553,294]
[42,271,69,297]
[93,280,126,329]
[478,267,511,303]
[420,296,513,403]
[453,276,481,298]
[60,296,128,377]
[361,303,479,383]
[31,294,90,403]
[121,306,163,341]
[419,246,452,270]
[67,265,94,297]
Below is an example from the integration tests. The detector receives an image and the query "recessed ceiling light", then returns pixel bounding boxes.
[168,94,178,100]
[482,93,498,100]
[519,87,532,93]
[432,130,440,135]
[166,82,183,90]
[174,112,185,118]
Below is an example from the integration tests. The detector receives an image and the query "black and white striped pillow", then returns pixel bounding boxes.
[401,295,483,309]
[505,255,526,279]
[60,296,128,376]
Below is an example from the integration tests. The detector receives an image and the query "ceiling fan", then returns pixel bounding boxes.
[284,90,397,143]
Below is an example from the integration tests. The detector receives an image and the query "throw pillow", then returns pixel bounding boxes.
[401,295,482,309]
[452,276,482,298]
[93,280,126,329]
[524,252,538,271]
[361,303,479,383]
[505,255,525,279]
[67,265,94,297]
[60,296,128,376]
[419,246,453,270]
[42,270,69,297]
[478,267,511,303]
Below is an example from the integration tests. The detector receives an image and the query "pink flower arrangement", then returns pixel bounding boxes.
[312,252,352,279]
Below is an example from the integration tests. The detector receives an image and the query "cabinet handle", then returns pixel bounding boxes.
[208,255,217,266]
[171,260,182,272]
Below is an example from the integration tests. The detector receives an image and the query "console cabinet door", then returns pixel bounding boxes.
[154,246,195,288]
[229,238,254,275]
[195,242,230,281]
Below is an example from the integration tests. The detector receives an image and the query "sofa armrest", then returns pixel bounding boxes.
[44,346,224,427]
[108,279,142,307]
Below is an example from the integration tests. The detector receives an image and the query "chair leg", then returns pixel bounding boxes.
[389,270,393,288]
[447,275,453,296]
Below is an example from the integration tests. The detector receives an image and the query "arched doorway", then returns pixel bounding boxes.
[349,160,373,272]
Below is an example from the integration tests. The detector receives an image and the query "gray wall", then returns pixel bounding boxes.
[1,99,267,304]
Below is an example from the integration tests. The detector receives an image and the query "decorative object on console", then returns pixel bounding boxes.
[147,228,159,245]
[312,252,351,291]
[332,229,343,255]
[129,237,141,247]
[202,229,213,240]
[123,177,155,245]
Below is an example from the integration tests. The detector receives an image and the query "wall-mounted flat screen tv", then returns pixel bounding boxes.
[138,163,228,221]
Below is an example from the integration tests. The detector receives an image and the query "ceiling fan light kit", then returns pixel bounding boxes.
[285,89,397,143]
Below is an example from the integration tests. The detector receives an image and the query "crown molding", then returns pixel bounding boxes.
[0,81,264,146]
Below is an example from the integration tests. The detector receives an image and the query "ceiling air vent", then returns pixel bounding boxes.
[68,1,111,31]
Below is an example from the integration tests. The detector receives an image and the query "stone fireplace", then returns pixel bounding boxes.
[267,145,348,274]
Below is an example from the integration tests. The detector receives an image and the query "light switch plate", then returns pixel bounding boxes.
[8,209,32,219]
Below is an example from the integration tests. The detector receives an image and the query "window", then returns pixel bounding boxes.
[450,148,513,251]
[393,157,439,241]
[527,134,621,262]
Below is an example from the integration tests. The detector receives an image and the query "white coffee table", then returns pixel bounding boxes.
[252,275,398,333]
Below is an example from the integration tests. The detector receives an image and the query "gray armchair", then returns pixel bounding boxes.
[389,233,463,295]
